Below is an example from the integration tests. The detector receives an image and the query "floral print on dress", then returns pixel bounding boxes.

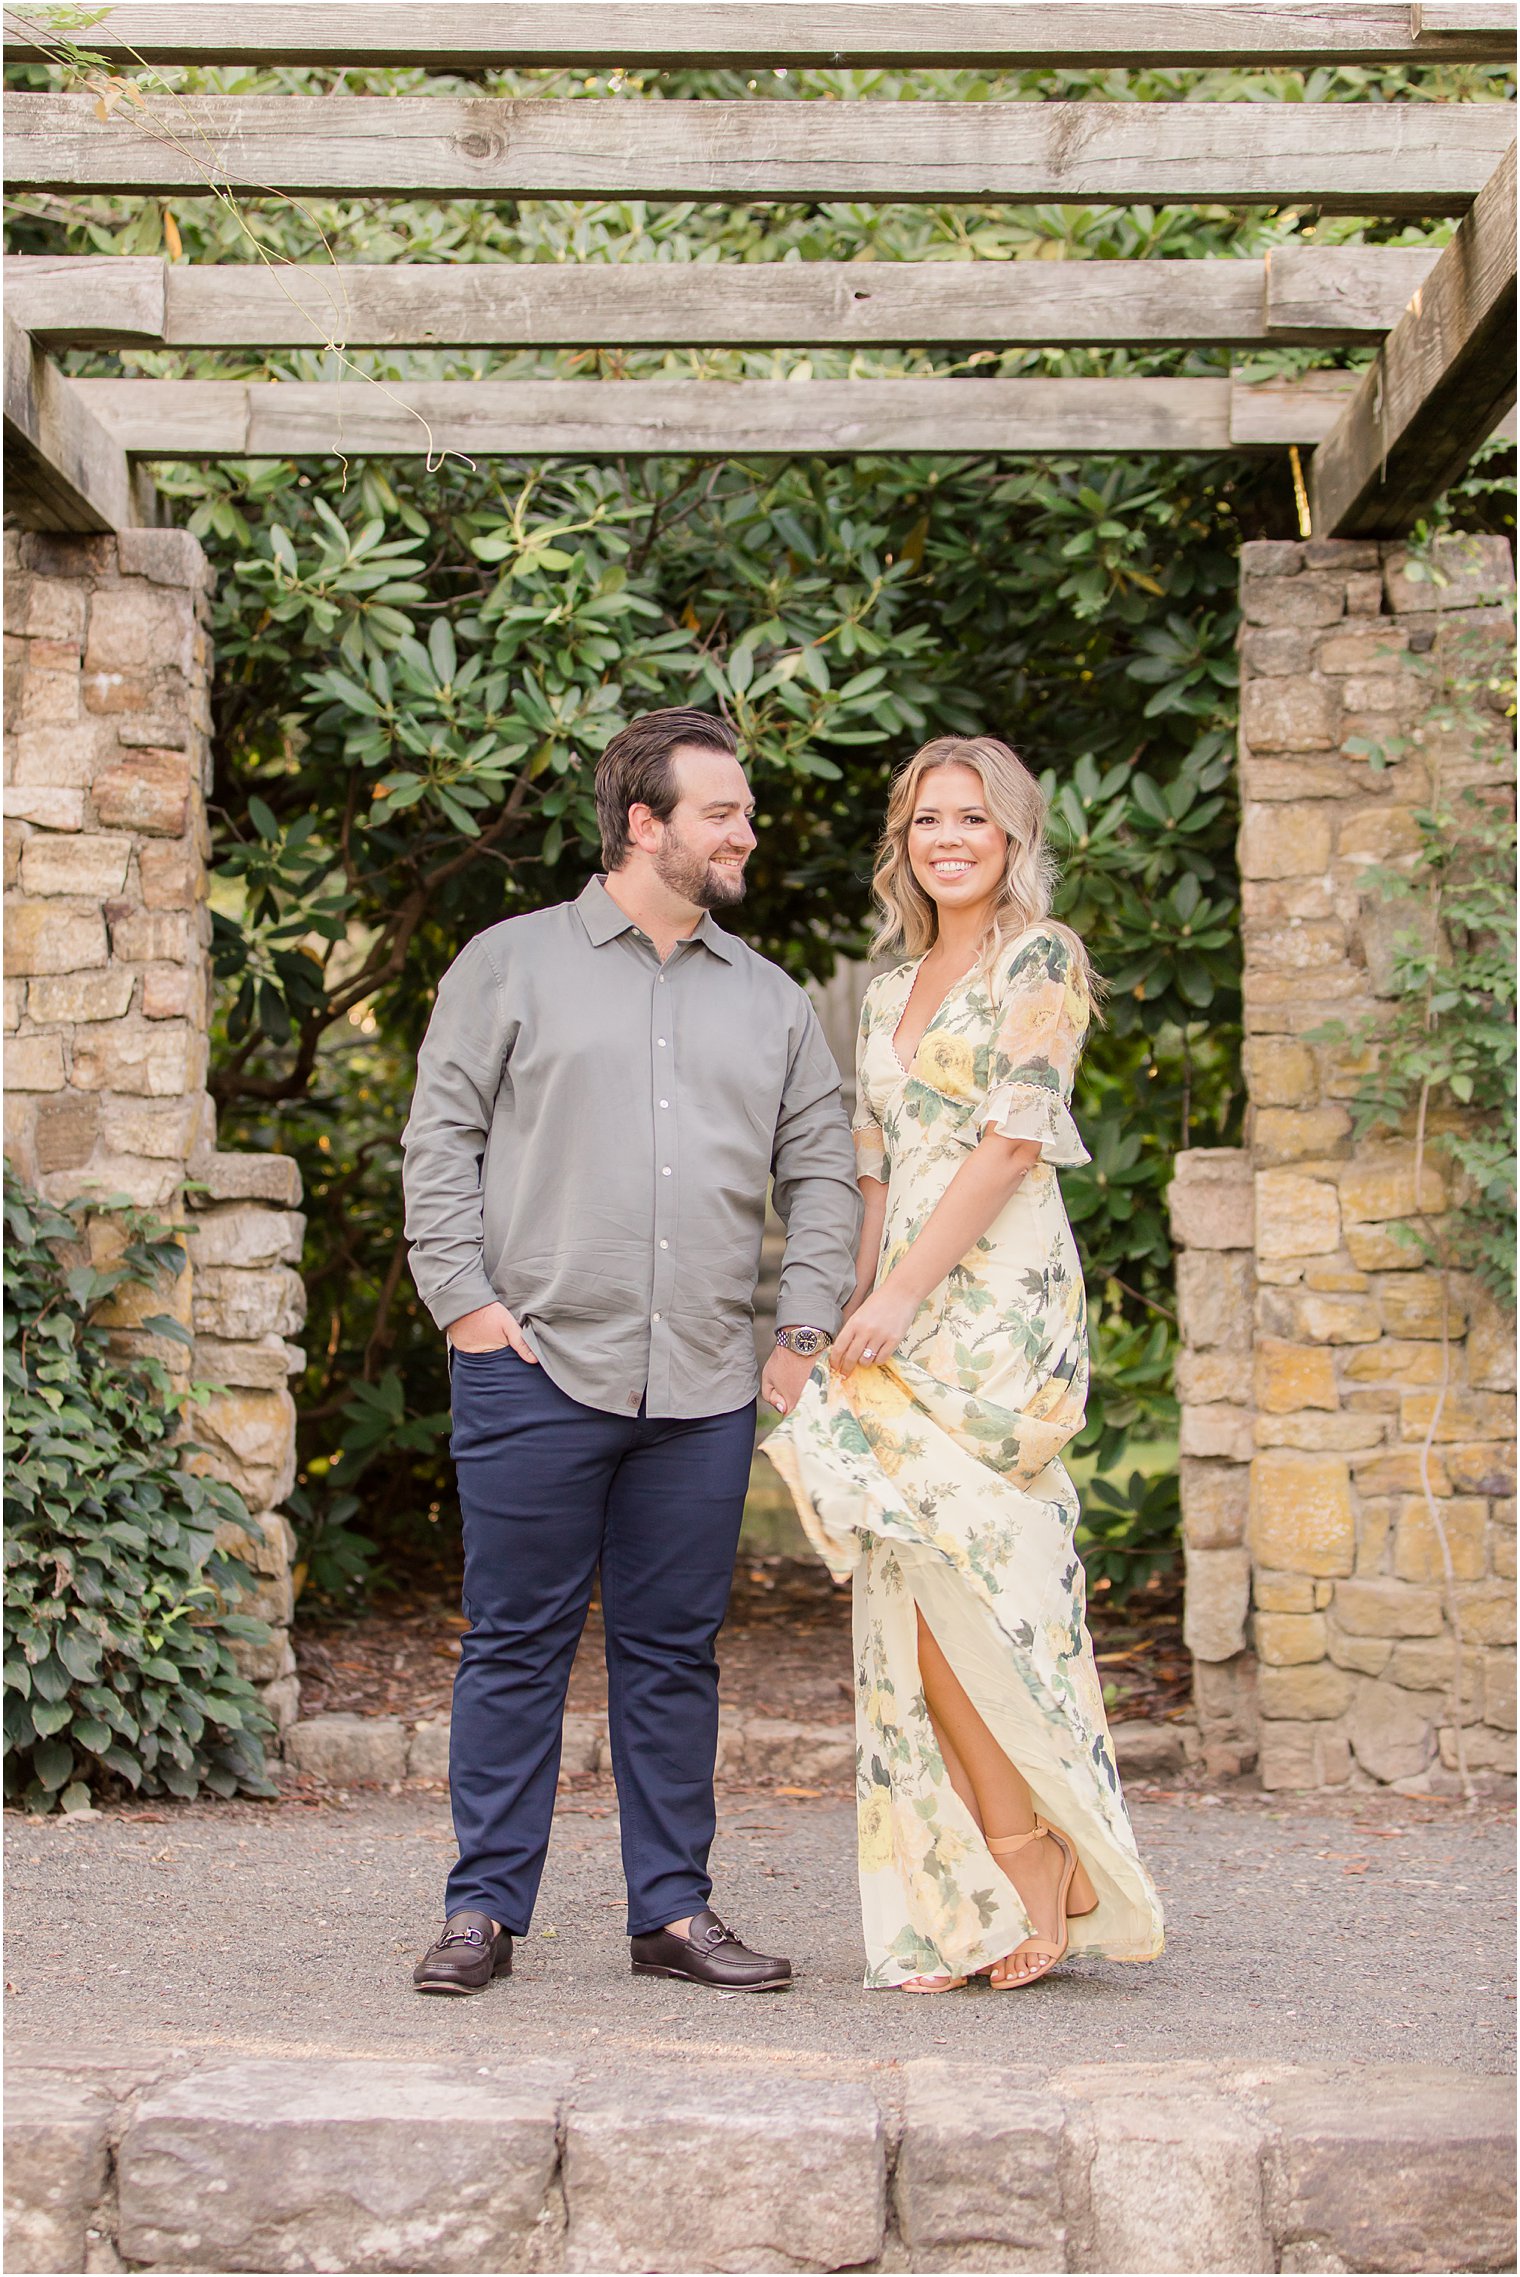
[766,926,1165,1986]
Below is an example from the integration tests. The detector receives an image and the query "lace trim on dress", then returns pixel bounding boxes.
[852,1115,889,1184]
[976,1079,1091,1168]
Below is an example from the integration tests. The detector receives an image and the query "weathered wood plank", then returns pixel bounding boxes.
[1,255,167,345]
[3,2,1514,67]
[1416,2,1520,54]
[1312,141,1518,535]
[3,247,1461,347]
[69,372,1404,457]
[2,312,150,530]
[1229,368,1359,442]
[71,375,1238,455]
[6,95,1513,213]
[1264,243,1441,333]
[155,254,1270,348]
[66,369,1520,461]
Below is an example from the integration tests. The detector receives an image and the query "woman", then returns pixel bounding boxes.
[765,736,1164,1993]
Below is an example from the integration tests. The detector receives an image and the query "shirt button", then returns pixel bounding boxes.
[657,1038,667,1047]
[660,1239,669,1250]
[661,1166,672,1176]
[652,1311,661,1323]
[659,1099,669,1109]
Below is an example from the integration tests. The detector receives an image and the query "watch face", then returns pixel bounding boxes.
[780,1326,827,1356]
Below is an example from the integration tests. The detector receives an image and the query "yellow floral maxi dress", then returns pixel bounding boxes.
[764,927,1165,1987]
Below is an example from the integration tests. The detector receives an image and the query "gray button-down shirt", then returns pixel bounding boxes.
[401,876,861,1419]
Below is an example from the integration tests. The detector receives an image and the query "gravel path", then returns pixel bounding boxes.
[5,1782,1513,2085]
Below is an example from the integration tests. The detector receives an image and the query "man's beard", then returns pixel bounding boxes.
[650,827,747,909]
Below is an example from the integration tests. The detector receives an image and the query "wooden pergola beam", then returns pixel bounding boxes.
[2,247,1445,350]
[2,311,152,530]
[67,371,1377,458]
[1312,141,1518,535]
[3,255,168,346]
[5,94,1513,214]
[3,2,1514,68]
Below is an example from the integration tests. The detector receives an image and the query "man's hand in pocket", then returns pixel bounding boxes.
[446,1302,538,1362]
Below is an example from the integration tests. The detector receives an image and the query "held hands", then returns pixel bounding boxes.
[446,1300,538,1363]
[830,1279,919,1377]
[761,1342,817,1418]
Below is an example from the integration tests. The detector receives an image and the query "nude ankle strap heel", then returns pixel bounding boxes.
[983,1820,1094,1989]
[985,1820,1050,1858]
[986,1820,1099,1915]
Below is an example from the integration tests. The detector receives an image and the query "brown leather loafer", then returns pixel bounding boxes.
[413,1910,513,1995]
[631,1907,791,1991]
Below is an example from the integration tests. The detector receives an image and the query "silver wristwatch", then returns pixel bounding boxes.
[775,1324,833,1358]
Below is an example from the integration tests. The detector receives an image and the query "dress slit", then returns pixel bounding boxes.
[905,1549,1147,1960]
[910,1605,991,1834]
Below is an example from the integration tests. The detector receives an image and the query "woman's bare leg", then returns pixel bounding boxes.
[917,1610,1038,1833]
[931,1706,983,1829]
[915,1607,1071,1985]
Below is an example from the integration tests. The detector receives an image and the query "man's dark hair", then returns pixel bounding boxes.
[595,708,739,870]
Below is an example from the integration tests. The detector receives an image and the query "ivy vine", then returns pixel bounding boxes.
[3,1171,277,1811]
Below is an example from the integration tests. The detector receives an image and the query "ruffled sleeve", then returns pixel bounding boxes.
[976,930,1092,1168]
[851,980,890,1185]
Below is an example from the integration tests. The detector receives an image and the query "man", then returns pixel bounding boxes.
[402,707,860,1996]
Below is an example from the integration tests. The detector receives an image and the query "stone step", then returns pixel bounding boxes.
[280,1709,1192,1789]
[6,2051,1511,2274]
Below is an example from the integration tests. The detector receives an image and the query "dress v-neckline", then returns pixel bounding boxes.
[889,954,975,1078]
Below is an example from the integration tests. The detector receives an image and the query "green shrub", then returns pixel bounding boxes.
[1076,1470,1184,1606]
[3,1168,276,1812]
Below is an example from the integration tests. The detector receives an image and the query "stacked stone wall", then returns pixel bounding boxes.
[1174,533,1517,1791]
[3,529,303,1730]
[1171,1149,1259,1777]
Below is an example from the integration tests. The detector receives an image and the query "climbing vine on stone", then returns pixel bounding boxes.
[1316,580,1517,1303]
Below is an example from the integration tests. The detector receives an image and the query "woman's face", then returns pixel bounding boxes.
[906,764,1008,923]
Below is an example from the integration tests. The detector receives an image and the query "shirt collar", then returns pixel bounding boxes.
[574,875,736,964]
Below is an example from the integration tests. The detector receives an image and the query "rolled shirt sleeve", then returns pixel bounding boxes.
[772,999,863,1335]
[401,934,512,1331]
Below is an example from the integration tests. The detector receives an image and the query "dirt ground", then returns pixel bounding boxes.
[293,1551,1193,1732]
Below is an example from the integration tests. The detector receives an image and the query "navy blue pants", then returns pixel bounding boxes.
[444,1348,755,1937]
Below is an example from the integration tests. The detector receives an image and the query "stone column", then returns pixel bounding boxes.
[1170,1149,1259,1777]
[3,529,304,1731]
[1234,532,1516,1792]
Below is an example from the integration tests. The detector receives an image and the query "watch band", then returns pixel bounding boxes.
[775,1324,833,1357]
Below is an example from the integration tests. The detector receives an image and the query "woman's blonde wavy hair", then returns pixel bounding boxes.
[869,735,1096,996]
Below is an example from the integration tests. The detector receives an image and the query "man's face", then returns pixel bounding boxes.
[647,745,757,909]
